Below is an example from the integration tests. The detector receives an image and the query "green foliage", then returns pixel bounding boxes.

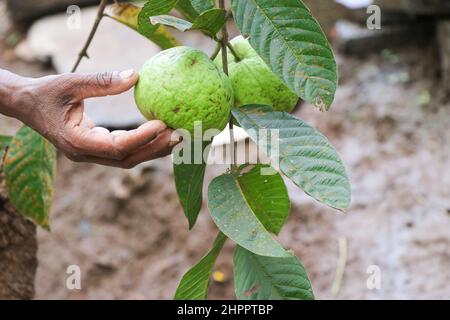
[231,0,338,110]
[237,164,290,234]
[174,141,210,229]
[0,135,12,163]
[176,0,201,21]
[208,173,290,258]
[108,2,180,49]
[4,127,56,229]
[174,232,226,299]
[151,9,227,37]
[191,0,215,14]
[233,105,351,211]
[234,245,314,300]
[138,0,180,47]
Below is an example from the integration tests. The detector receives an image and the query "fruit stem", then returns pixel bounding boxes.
[210,42,221,60]
[71,0,108,72]
[218,0,237,171]
[226,42,241,62]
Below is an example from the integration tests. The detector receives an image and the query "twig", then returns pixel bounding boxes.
[218,0,236,170]
[331,236,348,297]
[71,0,109,72]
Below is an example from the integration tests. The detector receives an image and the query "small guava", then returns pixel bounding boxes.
[134,46,233,134]
[215,36,298,113]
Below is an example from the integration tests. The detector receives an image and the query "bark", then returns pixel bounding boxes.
[0,172,37,300]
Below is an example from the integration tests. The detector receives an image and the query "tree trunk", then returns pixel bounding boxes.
[0,173,37,300]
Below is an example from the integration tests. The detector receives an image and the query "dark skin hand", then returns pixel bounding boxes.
[0,69,180,168]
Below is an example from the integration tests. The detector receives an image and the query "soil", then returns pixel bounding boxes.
[1,2,449,299]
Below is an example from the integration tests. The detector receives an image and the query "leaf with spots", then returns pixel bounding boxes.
[237,164,290,234]
[208,173,290,258]
[234,245,314,300]
[4,126,57,229]
[174,232,226,299]
[107,2,180,49]
[150,9,227,37]
[233,105,351,211]
[231,0,338,110]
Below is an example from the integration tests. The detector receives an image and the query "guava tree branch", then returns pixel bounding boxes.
[218,0,236,170]
[71,0,109,72]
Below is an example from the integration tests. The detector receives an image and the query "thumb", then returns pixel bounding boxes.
[69,70,139,100]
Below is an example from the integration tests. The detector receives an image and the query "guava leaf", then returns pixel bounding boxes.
[174,232,226,300]
[151,9,227,37]
[173,141,210,229]
[176,0,200,21]
[4,126,57,229]
[237,164,290,234]
[0,135,12,164]
[234,245,314,300]
[231,0,338,110]
[108,2,180,49]
[233,105,351,212]
[138,0,180,44]
[208,174,290,258]
[191,0,215,14]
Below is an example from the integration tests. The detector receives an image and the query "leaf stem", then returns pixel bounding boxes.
[71,0,109,72]
[218,0,236,171]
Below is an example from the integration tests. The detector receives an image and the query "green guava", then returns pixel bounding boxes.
[215,36,298,113]
[134,46,233,134]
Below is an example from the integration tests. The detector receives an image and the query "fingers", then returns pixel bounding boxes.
[57,70,139,101]
[64,120,167,160]
[72,129,181,169]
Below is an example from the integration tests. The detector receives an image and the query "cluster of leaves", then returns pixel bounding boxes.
[131,0,349,300]
[0,0,351,300]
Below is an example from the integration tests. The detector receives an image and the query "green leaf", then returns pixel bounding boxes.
[233,105,351,211]
[107,2,181,49]
[0,135,12,163]
[151,9,226,37]
[4,126,57,229]
[173,141,210,229]
[174,232,226,300]
[234,245,314,300]
[208,174,290,258]
[237,164,290,234]
[191,0,215,14]
[137,0,180,47]
[176,0,200,21]
[231,0,338,110]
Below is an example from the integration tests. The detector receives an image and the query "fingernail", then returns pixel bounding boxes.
[119,69,135,79]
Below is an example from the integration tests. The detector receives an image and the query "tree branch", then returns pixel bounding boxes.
[71,0,109,72]
[218,0,236,170]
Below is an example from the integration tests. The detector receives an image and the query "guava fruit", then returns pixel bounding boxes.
[134,46,233,134]
[215,36,298,113]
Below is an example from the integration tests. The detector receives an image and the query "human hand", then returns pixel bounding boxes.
[5,70,180,168]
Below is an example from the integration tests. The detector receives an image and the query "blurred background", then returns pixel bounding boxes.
[0,0,449,299]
